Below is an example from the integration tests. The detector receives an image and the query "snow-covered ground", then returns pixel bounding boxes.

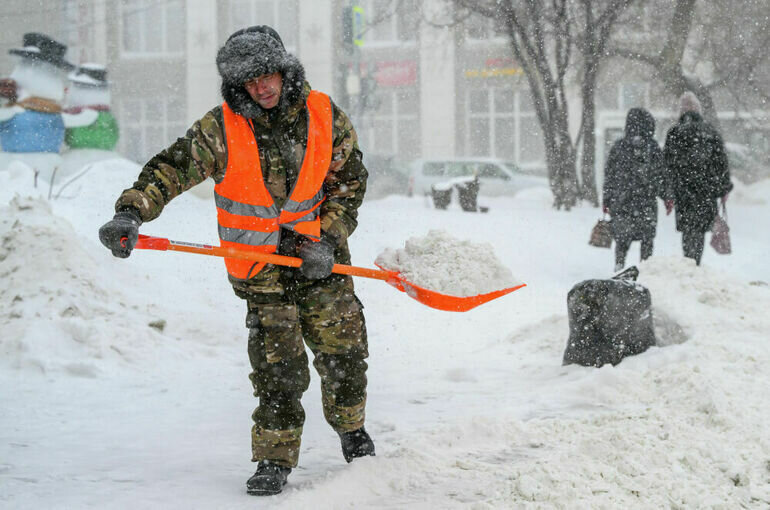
[1,151,769,509]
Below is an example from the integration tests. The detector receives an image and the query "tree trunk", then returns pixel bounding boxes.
[580,57,599,206]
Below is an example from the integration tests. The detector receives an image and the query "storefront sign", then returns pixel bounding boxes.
[464,68,524,78]
[375,60,418,86]
[465,57,523,78]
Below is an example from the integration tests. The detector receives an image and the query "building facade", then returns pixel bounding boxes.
[1,0,766,178]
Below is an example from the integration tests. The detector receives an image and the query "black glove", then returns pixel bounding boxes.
[298,237,335,280]
[98,210,142,258]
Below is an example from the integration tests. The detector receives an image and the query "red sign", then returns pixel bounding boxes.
[374,60,417,87]
[484,57,518,68]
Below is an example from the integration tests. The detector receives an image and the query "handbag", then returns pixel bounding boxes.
[589,216,612,248]
[710,203,731,255]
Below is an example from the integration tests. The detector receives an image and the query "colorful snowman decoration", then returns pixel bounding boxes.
[62,64,119,151]
[0,33,73,153]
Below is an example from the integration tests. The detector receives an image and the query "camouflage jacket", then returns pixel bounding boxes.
[115,82,368,296]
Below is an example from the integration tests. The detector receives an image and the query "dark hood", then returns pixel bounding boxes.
[216,28,306,119]
[624,107,655,139]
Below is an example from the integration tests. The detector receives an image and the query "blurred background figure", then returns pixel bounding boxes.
[602,107,666,271]
[663,92,733,265]
[0,32,73,153]
[63,64,119,151]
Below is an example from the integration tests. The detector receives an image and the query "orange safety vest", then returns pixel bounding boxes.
[215,90,333,280]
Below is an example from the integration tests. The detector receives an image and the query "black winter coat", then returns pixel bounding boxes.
[664,112,733,233]
[603,108,667,242]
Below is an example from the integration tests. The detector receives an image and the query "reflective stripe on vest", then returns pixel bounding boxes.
[215,90,333,280]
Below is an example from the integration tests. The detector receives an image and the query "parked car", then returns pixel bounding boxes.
[408,157,547,197]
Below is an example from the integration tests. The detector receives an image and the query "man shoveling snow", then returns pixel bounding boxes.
[98,25,374,496]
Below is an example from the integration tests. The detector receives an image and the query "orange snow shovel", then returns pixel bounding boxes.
[132,234,525,312]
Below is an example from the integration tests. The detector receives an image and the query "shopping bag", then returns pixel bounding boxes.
[589,218,612,248]
[710,204,731,255]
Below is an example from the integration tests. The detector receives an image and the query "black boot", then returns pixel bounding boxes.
[339,427,375,463]
[246,460,291,496]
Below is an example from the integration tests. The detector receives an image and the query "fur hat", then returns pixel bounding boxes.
[679,91,702,115]
[216,26,305,118]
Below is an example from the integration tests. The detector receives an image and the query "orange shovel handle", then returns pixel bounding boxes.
[133,234,393,282]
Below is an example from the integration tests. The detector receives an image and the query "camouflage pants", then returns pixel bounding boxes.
[244,272,368,468]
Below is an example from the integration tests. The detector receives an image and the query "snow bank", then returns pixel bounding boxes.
[0,158,45,203]
[375,229,521,296]
[275,257,770,509]
[0,197,185,376]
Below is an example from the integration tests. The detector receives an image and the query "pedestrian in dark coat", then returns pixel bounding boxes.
[663,92,732,265]
[602,108,667,270]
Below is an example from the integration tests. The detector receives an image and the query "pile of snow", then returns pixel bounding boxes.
[0,157,45,202]
[375,229,521,295]
[0,196,185,376]
[471,257,770,508]
[0,149,128,204]
[276,257,770,509]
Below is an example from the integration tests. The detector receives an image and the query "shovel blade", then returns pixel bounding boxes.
[378,266,526,312]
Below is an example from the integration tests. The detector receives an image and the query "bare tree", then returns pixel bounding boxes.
[450,0,579,209]
[693,0,770,121]
[610,0,769,130]
[572,0,636,206]
[448,0,635,209]
[606,0,718,122]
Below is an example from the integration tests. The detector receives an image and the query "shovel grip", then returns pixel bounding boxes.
[134,235,392,281]
[134,235,169,250]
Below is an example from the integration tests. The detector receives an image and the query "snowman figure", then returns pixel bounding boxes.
[62,64,119,151]
[0,32,74,153]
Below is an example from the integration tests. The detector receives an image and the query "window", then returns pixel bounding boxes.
[121,0,185,56]
[464,13,507,42]
[619,82,649,110]
[359,0,418,46]
[118,95,187,163]
[358,88,420,158]
[465,87,545,169]
[477,164,509,180]
[446,163,473,177]
[227,0,298,52]
[64,1,98,62]
[466,87,513,158]
[517,90,544,165]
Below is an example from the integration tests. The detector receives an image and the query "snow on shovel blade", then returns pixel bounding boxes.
[132,235,525,312]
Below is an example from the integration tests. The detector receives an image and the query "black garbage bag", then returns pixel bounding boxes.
[430,185,452,210]
[455,177,480,212]
[563,267,656,367]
